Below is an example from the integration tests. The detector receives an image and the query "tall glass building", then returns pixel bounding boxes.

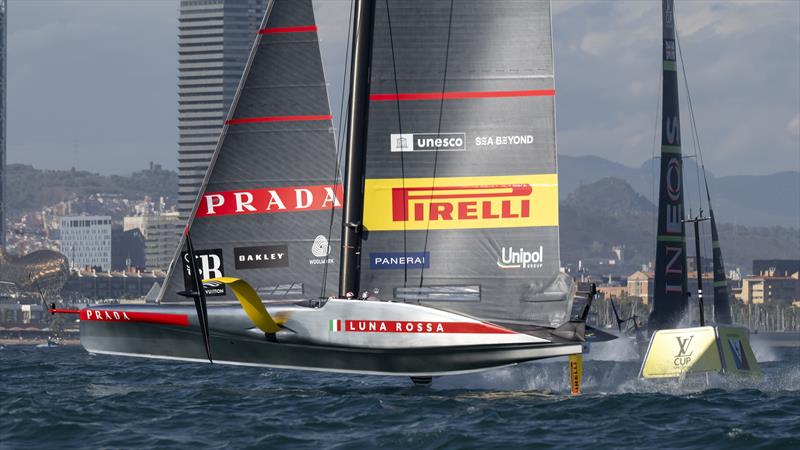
[177,0,267,221]
[0,0,6,249]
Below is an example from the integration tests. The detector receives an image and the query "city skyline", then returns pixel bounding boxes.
[4,0,800,178]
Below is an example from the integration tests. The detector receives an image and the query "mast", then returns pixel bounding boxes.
[339,0,377,297]
[649,0,689,330]
[684,214,709,326]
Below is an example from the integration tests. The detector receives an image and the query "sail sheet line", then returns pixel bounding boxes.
[675,24,732,323]
[418,0,456,289]
[225,115,332,125]
[224,128,334,136]
[383,0,410,288]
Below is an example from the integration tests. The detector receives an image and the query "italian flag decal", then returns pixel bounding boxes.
[329,319,342,332]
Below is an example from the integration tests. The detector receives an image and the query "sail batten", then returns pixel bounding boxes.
[258,25,318,34]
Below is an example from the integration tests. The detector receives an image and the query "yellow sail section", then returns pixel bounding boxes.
[205,277,281,333]
[363,174,559,231]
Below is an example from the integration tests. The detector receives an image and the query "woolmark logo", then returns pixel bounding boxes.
[309,235,334,265]
[390,133,465,152]
[369,252,430,270]
[497,245,544,269]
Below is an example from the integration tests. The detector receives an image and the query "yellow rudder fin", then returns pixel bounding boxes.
[568,353,583,395]
[204,277,281,334]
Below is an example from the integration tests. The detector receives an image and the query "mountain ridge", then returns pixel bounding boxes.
[558,154,800,228]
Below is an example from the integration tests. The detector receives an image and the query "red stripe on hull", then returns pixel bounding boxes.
[81,309,189,327]
[343,320,516,334]
[258,25,317,34]
[225,115,332,125]
[370,89,556,102]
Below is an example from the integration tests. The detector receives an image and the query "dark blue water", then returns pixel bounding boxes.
[1,343,798,449]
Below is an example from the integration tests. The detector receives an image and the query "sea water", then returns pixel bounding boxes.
[1,343,797,449]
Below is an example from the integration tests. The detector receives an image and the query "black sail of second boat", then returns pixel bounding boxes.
[707,191,732,324]
[649,0,689,330]
[160,0,341,303]
[357,0,572,325]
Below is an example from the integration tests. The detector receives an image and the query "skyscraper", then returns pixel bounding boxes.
[0,0,6,249]
[177,0,267,221]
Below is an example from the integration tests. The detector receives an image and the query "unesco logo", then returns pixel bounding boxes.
[390,133,466,152]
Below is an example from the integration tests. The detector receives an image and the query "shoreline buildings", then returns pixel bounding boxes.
[124,211,180,271]
[58,216,112,271]
[177,0,266,221]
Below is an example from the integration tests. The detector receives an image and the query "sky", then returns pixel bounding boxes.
[6,0,800,177]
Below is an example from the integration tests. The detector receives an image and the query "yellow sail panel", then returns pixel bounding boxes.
[363,174,559,231]
[640,326,722,378]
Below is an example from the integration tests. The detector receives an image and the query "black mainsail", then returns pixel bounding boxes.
[161,0,341,302]
[649,0,689,330]
[707,189,732,324]
[357,0,571,325]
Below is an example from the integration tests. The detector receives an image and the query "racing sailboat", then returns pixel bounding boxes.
[640,0,758,378]
[57,0,607,382]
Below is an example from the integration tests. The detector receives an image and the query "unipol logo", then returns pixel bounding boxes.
[673,335,694,366]
[497,245,544,269]
[196,184,343,218]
